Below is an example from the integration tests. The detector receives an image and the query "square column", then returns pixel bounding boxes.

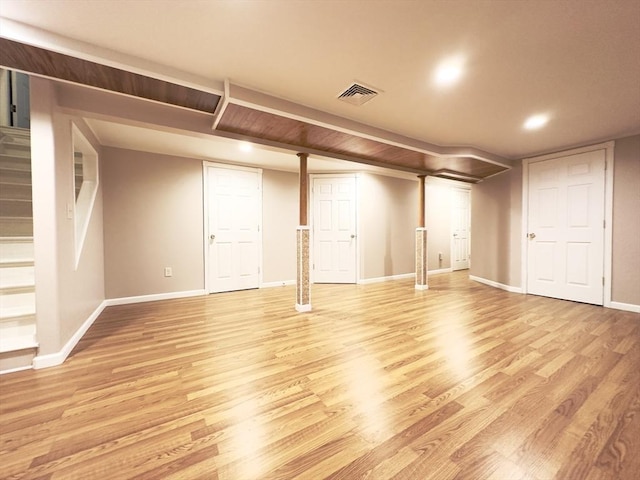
[415,227,428,290]
[296,226,311,312]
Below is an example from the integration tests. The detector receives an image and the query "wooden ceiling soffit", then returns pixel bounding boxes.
[214,83,512,181]
[0,38,221,114]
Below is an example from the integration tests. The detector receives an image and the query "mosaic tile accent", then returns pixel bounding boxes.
[296,227,311,311]
[415,228,428,289]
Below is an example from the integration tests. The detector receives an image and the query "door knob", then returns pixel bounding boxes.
[210,234,216,241]
[528,233,536,239]
[350,234,356,239]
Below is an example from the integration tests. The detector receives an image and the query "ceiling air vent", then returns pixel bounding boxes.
[337,82,379,106]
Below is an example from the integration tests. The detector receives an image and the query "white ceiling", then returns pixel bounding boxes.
[1,0,639,161]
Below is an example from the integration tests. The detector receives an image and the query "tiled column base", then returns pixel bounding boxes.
[415,227,428,290]
[296,226,311,312]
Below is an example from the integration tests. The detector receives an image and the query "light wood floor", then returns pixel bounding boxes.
[1,272,639,480]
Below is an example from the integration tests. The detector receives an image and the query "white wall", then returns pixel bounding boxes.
[30,77,105,360]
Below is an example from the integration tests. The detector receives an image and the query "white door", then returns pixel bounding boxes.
[206,166,261,293]
[527,149,605,305]
[451,188,471,270]
[312,175,357,283]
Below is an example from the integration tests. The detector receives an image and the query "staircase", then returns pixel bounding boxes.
[0,125,37,373]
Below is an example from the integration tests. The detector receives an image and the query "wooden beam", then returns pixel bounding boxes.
[298,152,309,226]
[418,175,426,228]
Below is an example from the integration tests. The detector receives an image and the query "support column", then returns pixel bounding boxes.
[296,153,311,312]
[416,175,428,290]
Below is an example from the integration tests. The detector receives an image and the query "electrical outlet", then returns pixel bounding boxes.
[164,267,172,277]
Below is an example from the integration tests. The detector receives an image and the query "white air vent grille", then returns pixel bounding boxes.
[337,82,379,106]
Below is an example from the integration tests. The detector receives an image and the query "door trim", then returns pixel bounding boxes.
[309,173,359,284]
[521,141,614,306]
[450,185,472,271]
[202,161,263,293]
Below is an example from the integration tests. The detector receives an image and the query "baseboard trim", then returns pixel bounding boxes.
[429,268,453,275]
[261,280,296,288]
[415,284,429,291]
[609,301,640,313]
[358,273,414,285]
[295,303,312,312]
[33,299,107,370]
[0,364,32,375]
[470,275,523,294]
[105,289,207,307]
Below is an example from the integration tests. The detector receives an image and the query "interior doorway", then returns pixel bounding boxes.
[451,187,471,271]
[311,174,357,283]
[204,163,262,293]
[524,145,611,305]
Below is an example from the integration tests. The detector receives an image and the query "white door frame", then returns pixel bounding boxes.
[309,173,359,284]
[450,185,472,271]
[202,161,263,293]
[521,141,614,306]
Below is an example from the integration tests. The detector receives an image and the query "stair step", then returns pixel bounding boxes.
[0,199,33,218]
[0,292,36,316]
[0,237,34,261]
[0,126,30,143]
[0,154,31,171]
[0,183,32,201]
[0,169,32,186]
[0,217,33,237]
[0,266,35,289]
[0,323,38,353]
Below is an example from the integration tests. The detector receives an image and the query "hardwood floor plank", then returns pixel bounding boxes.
[1,272,638,479]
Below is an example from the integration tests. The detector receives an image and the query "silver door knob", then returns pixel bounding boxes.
[528,233,536,239]
[351,234,356,239]
[210,234,216,241]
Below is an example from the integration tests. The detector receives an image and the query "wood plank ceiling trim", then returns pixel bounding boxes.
[216,103,508,179]
[0,38,221,114]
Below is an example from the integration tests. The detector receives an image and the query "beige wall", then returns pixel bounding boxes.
[612,135,640,305]
[359,173,417,280]
[102,147,204,298]
[262,169,297,284]
[30,77,105,357]
[424,178,464,271]
[470,165,522,287]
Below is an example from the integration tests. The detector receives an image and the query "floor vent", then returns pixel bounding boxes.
[337,82,379,106]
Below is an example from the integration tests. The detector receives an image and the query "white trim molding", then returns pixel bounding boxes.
[609,301,640,314]
[261,280,296,288]
[33,300,108,369]
[470,275,523,294]
[358,273,414,285]
[105,289,207,307]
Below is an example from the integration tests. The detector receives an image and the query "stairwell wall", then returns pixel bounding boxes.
[30,77,105,365]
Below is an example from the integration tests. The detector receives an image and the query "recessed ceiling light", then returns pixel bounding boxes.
[523,114,549,130]
[239,141,253,152]
[433,56,465,87]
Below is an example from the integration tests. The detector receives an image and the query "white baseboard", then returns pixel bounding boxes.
[105,289,207,307]
[469,275,523,294]
[295,303,312,312]
[261,280,296,288]
[609,301,640,313]
[0,365,32,375]
[33,300,107,370]
[358,273,414,285]
[415,284,429,290]
[429,268,453,275]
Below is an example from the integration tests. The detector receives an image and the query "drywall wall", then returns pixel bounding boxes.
[30,77,105,358]
[470,165,522,288]
[102,147,204,299]
[262,169,297,284]
[359,173,417,280]
[612,134,640,306]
